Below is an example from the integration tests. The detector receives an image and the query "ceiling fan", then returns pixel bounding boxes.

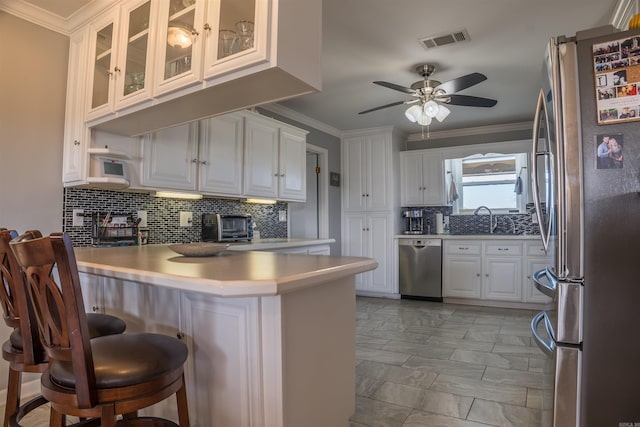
[359,64,497,126]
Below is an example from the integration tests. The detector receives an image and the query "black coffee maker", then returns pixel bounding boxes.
[402,210,424,234]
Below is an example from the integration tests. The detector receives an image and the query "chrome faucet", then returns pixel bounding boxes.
[473,205,497,234]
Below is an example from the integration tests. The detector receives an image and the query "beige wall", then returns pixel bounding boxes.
[0,12,68,235]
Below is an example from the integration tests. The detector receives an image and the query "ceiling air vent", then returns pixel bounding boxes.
[419,29,471,49]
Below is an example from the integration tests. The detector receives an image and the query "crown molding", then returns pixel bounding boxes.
[406,121,533,141]
[610,0,638,29]
[260,103,342,138]
[0,0,68,34]
[0,0,115,35]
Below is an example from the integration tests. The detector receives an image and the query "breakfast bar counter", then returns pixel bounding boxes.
[73,245,377,427]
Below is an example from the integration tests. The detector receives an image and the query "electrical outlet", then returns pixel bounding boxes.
[278,210,287,222]
[137,210,147,227]
[179,211,193,227]
[443,215,450,226]
[72,209,84,227]
[531,212,538,224]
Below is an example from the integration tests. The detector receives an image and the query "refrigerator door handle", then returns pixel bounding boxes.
[533,267,557,298]
[531,88,552,252]
[531,311,555,358]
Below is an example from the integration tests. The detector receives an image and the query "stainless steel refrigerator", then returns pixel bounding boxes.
[530,25,640,427]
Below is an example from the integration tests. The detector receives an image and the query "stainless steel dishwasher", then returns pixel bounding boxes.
[398,238,442,301]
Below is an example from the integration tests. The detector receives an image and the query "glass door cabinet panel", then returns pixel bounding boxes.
[122,1,151,97]
[91,23,114,110]
[217,0,256,59]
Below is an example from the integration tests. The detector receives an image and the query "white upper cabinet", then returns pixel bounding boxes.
[86,0,158,121]
[141,122,198,190]
[198,113,244,195]
[400,150,445,206]
[243,112,307,201]
[154,0,269,96]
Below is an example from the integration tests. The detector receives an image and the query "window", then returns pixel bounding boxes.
[447,152,527,213]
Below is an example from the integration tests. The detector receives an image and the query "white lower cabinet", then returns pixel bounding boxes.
[482,242,523,302]
[443,239,550,306]
[344,212,394,294]
[523,242,553,304]
[443,241,482,299]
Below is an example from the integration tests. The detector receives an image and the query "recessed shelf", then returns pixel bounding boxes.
[87,147,131,159]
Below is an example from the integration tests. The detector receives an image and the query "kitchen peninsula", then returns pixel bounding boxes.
[73,244,377,427]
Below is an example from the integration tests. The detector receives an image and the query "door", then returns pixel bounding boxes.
[483,257,522,301]
[198,113,244,195]
[443,256,481,299]
[243,116,279,198]
[278,128,306,201]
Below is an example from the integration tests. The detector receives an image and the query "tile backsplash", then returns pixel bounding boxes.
[401,204,541,235]
[63,188,288,247]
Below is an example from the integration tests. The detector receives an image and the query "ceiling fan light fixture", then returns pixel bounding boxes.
[417,112,432,126]
[404,105,422,122]
[424,100,440,118]
[435,104,451,122]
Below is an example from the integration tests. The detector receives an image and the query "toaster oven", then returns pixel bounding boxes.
[202,214,253,242]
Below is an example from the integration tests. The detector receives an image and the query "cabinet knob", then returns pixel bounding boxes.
[92,305,99,312]
[192,158,198,163]
[203,23,212,31]
[280,173,285,177]
[485,274,489,277]
[114,66,121,73]
[73,139,80,146]
[191,29,200,37]
[176,332,185,340]
[527,275,532,279]
[274,173,280,177]
[476,273,480,277]
[200,160,208,165]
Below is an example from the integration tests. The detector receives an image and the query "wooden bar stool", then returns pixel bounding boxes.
[10,232,190,427]
[0,229,127,427]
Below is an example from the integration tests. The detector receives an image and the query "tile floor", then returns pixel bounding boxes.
[351,297,553,427]
[4,296,553,427]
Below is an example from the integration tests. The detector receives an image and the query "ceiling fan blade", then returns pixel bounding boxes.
[435,72,487,94]
[358,100,406,114]
[373,81,415,94]
[442,94,497,107]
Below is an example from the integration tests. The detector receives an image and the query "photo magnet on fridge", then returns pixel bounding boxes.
[595,133,624,169]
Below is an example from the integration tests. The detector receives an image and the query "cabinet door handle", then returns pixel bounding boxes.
[92,305,99,312]
[476,273,480,277]
[192,158,198,163]
[498,248,508,252]
[73,139,80,146]
[200,160,208,165]
[485,274,489,277]
[191,29,200,37]
[458,247,468,250]
[203,23,211,31]
[280,173,285,177]
[114,66,121,73]
[176,332,185,340]
[275,173,280,177]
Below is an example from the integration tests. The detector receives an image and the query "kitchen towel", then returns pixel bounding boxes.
[448,178,459,204]
[514,172,523,195]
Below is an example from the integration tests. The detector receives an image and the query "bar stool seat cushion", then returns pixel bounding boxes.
[49,333,188,389]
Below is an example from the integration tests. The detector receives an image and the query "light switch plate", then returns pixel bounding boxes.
[278,210,287,222]
[72,209,84,227]
[180,211,193,227]
[137,210,147,227]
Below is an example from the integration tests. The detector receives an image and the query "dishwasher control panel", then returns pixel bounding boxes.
[399,239,442,247]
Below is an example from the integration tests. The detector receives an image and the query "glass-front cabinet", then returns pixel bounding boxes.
[154,0,267,96]
[86,0,157,121]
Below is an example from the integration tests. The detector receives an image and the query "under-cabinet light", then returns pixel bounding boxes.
[246,198,277,204]
[155,191,203,200]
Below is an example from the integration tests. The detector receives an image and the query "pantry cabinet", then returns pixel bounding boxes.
[400,150,445,206]
[343,212,394,294]
[341,127,402,296]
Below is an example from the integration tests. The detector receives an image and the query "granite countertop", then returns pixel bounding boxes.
[394,234,541,240]
[74,243,374,298]
[226,238,335,251]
